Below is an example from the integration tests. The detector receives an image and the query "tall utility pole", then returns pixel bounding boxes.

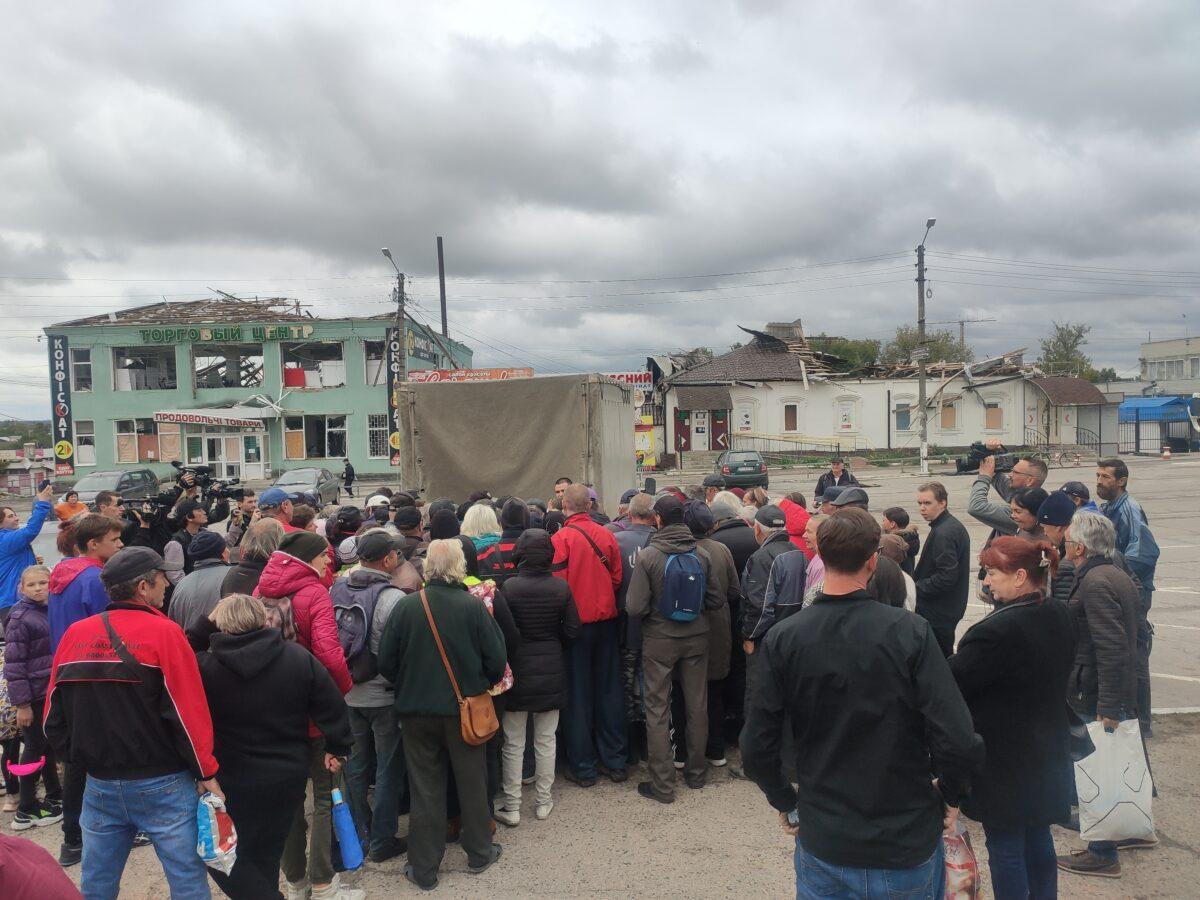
[916,218,936,476]
[382,248,406,382]
[436,236,449,338]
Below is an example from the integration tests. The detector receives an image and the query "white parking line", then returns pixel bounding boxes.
[1157,587,1200,595]
[1154,623,1200,631]
[1152,673,1200,684]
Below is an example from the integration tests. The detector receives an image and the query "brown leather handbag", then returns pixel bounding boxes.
[419,588,499,746]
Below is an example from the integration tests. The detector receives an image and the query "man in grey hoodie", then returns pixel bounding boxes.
[331,529,409,863]
[626,496,726,803]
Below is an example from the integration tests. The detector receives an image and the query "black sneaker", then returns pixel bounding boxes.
[11,802,63,830]
[684,774,705,790]
[403,864,437,891]
[132,831,152,847]
[636,781,674,804]
[563,770,597,789]
[59,841,83,867]
[602,766,628,784]
[1057,849,1121,878]
[368,835,408,862]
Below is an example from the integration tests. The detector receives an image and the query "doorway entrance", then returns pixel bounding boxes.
[183,429,270,480]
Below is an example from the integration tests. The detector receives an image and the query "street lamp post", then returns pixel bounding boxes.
[382,248,405,383]
[917,218,936,476]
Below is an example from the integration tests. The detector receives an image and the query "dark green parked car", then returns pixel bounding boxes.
[714,450,769,489]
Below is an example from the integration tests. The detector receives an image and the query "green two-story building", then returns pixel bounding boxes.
[44,298,472,481]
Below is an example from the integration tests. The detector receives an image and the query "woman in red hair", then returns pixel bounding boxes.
[948,536,1076,900]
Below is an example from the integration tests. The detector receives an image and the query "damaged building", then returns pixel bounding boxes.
[660,319,1120,458]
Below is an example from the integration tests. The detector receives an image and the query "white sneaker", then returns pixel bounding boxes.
[494,807,521,827]
[1,795,18,813]
[707,756,728,767]
[286,881,311,900]
[535,801,554,821]
[311,875,364,900]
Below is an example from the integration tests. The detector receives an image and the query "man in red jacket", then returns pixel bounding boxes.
[44,546,221,899]
[552,484,625,786]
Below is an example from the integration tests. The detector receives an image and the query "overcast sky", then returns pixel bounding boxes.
[2,1,1198,419]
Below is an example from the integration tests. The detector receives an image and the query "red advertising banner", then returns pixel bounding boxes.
[603,371,652,386]
[408,368,533,383]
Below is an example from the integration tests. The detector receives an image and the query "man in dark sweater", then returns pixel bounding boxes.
[913,482,972,657]
[741,509,983,897]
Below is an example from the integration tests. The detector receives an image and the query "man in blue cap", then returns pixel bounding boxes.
[258,487,335,586]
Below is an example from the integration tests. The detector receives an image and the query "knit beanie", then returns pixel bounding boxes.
[278,530,329,564]
[429,509,461,540]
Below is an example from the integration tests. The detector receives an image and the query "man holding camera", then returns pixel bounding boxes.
[224,489,259,550]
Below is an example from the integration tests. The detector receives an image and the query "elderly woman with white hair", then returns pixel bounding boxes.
[377,538,508,891]
[1057,511,1149,880]
[195,593,353,900]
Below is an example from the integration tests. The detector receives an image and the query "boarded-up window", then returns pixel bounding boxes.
[940,401,958,430]
[985,401,1003,430]
[284,416,306,460]
[158,423,181,464]
[116,418,158,463]
[783,404,798,432]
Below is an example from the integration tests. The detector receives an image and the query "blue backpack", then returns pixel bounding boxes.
[658,551,706,622]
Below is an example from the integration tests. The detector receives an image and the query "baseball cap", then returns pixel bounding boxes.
[830,487,869,508]
[819,485,845,505]
[1060,481,1090,502]
[101,546,182,588]
[337,536,360,565]
[187,529,227,561]
[755,504,786,528]
[258,487,290,509]
[652,495,685,524]
[176,499,204,521]
[394,506,422,530]
[365,494,390,508]
[357,529,400,562]
[1038,491,1076,527]
[702,474,726,488]
[427,497,457,517]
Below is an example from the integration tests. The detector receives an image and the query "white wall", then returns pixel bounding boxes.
[711,376,1028,449]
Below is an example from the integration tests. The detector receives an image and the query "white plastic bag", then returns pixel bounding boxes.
[1074,719,1154,843]
[943,820,980,899]
[197,792,238,875]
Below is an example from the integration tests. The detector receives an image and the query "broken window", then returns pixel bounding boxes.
[71,348,92,392]
[115,418,159,463]
[364,340,386,386]
[302,415,347,458]
[193,343,265,388]
[281,342,345,389]
[112,346,177,391]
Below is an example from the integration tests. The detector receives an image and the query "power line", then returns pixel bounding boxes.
[928,249,1200,277]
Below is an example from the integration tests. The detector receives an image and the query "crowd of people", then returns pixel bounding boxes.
[0,451,1162,898]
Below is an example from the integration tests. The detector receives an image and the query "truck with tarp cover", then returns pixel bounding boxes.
[392,374,636,514]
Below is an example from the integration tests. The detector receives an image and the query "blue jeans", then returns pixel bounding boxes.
[81,770,210,900]
[984,825,1056,900]
[346,704,406,856]
[563,619,628,779]
[1089,840,1118,862]
[794,840,944,900]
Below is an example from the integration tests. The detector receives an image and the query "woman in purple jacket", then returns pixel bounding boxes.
[1,565,62,829]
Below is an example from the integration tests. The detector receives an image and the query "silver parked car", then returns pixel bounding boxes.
[271,467,340,506]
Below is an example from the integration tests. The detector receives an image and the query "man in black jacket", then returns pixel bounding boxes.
[741,508,983,896]
[914,482,971,657]
[813,458,859,504]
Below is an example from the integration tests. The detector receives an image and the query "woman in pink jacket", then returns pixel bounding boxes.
[254,531,358,900]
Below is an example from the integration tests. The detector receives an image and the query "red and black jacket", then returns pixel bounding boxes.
[44,602,218,781]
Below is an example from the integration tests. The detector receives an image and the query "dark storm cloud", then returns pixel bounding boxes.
[1,1,1197,415]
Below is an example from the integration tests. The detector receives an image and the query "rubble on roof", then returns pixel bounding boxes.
[872,348,1029,379]
[52,297,314,328]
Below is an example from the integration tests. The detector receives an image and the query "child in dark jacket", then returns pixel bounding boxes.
[1,566,62,828]
[882,507,921,577]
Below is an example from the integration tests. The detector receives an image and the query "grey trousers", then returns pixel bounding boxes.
[642,633,709,797]
[281,737,334,887]
[401,715,493,887]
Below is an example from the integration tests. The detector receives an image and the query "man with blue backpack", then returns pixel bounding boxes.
[330,529,409,863]
[626,495,727,804]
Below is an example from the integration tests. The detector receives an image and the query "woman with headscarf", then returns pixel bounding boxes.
[493,530,579,825]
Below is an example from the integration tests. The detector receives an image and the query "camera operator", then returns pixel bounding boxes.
[968,446,1048,601]
[224,489,259,550]
[120,496,177,555]
[172,469,231,527]
[979,438,1047,501]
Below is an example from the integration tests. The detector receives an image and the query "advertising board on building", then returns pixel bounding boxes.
[408,368,533,383]
[48,334,76,476]
[408,328,440,364]
[386,327,406,466]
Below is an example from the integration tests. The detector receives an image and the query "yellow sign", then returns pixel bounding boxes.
[54,440,74,459]
[388,433,401,450]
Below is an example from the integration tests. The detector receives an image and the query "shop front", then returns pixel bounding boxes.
[153,410,273,480]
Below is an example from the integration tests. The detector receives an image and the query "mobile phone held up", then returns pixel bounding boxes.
[38,479,52,492]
